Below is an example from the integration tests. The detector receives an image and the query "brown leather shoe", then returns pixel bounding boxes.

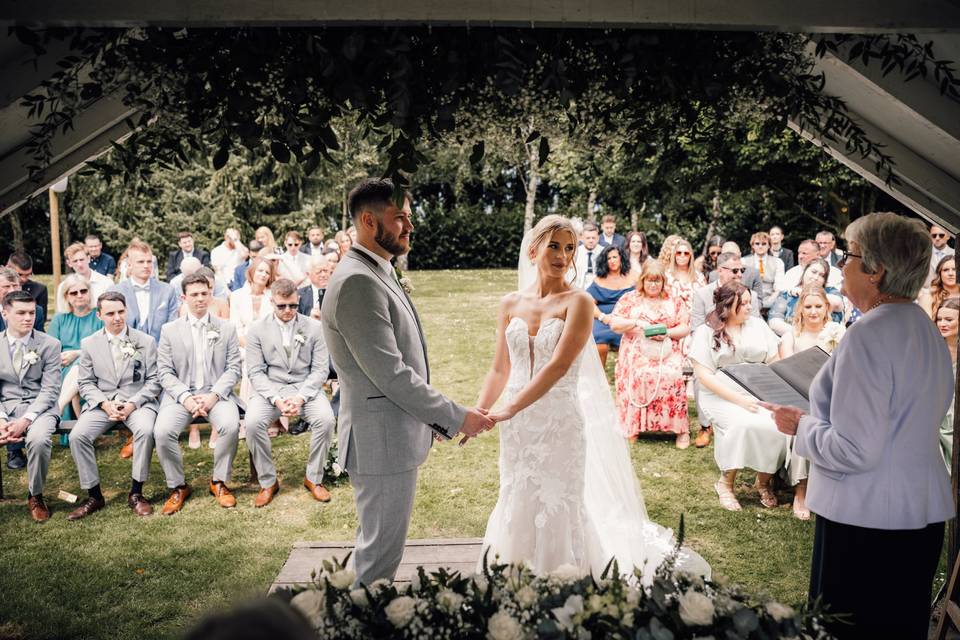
[254,481,280,508]
[67,496,106,521]
[119,434,134,459]
[127,493,153,517]
[694,427,712,448]
[209,480,237,508]
[161,485,192,515]
[303,478,331,503]
[28,495,50,523]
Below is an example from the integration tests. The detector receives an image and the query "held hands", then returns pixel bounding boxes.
[186,393,219,418]
[758,402,804,435]
[273,396,305,418]
[457,407,497,447]
[101,400,128,422]
[0,418,29,445]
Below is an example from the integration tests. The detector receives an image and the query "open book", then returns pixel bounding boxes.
[719,346,830,412]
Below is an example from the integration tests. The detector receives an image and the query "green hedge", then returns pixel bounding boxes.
[408,205,526,270]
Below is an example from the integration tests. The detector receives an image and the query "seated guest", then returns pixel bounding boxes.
[48,275,104,420]
[334,230,352,256]
[168,256,203,297]
[184,267,230,450]
[279,231,310,287]
[927,224,954,287]
[324,239,341,255]
[85,234,116,277]
[166,231,211,281]
[918,255,958,319]
[7,251,48,320]
[598,214,626,249]
[230,240,265,292]
[657,234,681,270]
[769,226,795,271]
[768,258,843,336]
[155,274,242,513]
[776,239,843,292]
[937,298,959,473]
[689,282,788,511]
[765,212,953,639]
[742,231,785,310]
[816,230,844,267]
[68,292,161,520]
[324,249,340,271]
[707,242,765,310]
[230,256,277,423]
[111,240,180,343]
[694,235,724,282]
[245,279,336,507]
[56,243,113,313]
[665,238,704,358]
[778,285,845,520]
[691,252,760,329]
[571,222,601,289]
[210,228,247,286]
[623,231,652,276]
[0,291,62,521]
[298,255,332,320]
[255,226,281,255]
[587,244,634,366]
[302,226,325,255]
[606,262,691,447]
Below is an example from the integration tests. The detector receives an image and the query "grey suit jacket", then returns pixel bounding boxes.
[157,316,242,406]
[77,328,161,412]
[0,330,61,421]
[322,248,468,475]
[690,280,762,329]
[246,313,328,403]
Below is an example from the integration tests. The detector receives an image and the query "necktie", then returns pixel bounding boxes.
[316,289,322,310]
[758,257,765,279]
[192,322,206,390]
[110,336,124,372]
[586,251,594,274]
[12,341,23,375]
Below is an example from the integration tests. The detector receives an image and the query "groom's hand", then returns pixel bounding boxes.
[458,408,495,446]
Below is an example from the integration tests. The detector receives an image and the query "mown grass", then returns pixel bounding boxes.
[0,269,909,639]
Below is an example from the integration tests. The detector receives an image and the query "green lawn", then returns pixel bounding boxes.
[0,269,923,639]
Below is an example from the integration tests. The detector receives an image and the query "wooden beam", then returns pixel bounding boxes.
[1,0,960,32]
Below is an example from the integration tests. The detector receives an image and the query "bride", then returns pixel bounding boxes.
[473,215,708,580]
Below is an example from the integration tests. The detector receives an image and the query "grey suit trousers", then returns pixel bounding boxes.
[154,400,240,488]
[70,407,156,489]
[8,402,58,496]
[245,390,335,488]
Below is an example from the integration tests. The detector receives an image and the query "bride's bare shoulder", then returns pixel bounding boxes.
[498,291,524,314]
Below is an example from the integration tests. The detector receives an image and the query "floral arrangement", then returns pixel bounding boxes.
[205,326,221,342]
[816,323,845,353]
[23,348,40,366]
[294,330,308,346]
[118,338,142,361]
[323,438,347,485]
[275,549,832,640]
[394,266,414,294]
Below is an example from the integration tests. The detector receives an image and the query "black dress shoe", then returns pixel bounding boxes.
[7,449,26,470]
[288,421,309,436]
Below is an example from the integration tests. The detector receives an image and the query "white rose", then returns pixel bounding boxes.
[369,578,392,594]
[487,610,524,640]
[625,588,641,607]
[331,462,343,477]
[473,576,489,594]
[549,564,582,583]
[437,589,465,613]
[290,589,326,627]
[587,594,605,612]
[514,585,538,609]
[765,601,795,622]
[349,588,369,607]
[551,594,584,631]
[384,595,417,628]
[328,569,355,590]
[677,590,715,627]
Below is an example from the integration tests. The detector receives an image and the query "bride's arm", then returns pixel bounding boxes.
[476,296,514,411]
[489,292,594,422]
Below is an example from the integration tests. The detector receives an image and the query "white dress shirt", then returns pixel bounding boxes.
[353,244,395,279]
[129,277,152,322]
[210,242,246,282]
[7,333,37,421]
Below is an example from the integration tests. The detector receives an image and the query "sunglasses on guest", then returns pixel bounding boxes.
[932,233,947,239]
[67,288,89,296]
[675,250,691,256]
[274,303,299,310]
[720,266,746,274]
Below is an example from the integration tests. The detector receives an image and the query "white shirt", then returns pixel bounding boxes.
[210,242,246,283]
[275,314,295,349]
[353,244,395,279]
[7,332,36,420]
[189,313,210,390]
[279,251,310,286]
[55,270,113,314]
[129,277,151,322]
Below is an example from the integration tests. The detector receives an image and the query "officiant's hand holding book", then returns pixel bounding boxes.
[758,402,804,435]
[719,346,830,414]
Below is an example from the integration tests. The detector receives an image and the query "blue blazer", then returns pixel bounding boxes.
[229,260,250,292]
[110,279,180,343]
[598,233,626,250]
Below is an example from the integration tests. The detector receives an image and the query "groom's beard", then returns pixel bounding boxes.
[375,220,409,256]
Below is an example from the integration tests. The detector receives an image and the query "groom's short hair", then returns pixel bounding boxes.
[348,178,395,220]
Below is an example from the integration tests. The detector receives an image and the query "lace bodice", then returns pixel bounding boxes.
[504,317,583,396]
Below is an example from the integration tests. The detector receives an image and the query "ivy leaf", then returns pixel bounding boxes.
[212,145,229,170]
[469,140,485,166]
[525,130,540,144]
[270,140,291,163]
[538,136,550,167]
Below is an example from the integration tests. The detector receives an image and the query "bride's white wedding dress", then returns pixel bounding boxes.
[479,315,710,581]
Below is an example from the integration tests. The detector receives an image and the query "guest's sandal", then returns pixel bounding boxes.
[715,481,742,511]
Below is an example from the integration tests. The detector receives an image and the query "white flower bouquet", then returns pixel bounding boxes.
[23,349,40,366]
[275,532,834,640]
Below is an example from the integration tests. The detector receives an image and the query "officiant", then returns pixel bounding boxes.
[764,212,954,640]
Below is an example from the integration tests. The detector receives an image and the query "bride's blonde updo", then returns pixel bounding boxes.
[527,214,578,260]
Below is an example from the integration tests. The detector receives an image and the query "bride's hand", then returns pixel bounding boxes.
[485,408,513,424]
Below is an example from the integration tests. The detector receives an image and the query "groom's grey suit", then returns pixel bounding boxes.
[322,246,468,587]
[0,330,62,496]
[72,328,161,489]
[155,315,242,488]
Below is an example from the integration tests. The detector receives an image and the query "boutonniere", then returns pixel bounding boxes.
[119,338,142,361]
[23,348,40,366]
[294,330,307,346]
[206,326,220,342]
[395,266,414,294]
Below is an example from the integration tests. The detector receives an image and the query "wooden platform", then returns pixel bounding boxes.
[271,538,484,592]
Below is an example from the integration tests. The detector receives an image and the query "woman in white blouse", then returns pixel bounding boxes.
[765,212,954,640]
[689,282,788,511]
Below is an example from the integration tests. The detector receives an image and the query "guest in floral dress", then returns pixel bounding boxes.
[587,245,635,366]
[607,262,692,448]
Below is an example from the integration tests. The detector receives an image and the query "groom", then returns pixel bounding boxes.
[322,178,493,587]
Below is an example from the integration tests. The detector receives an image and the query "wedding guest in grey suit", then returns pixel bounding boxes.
[765,212,954,639]
[155,274,242,514]
[245,278,336,507]
[322,178,492,588]
[0,291,62,522]
[110,239,180,344]
[68,292,161,520]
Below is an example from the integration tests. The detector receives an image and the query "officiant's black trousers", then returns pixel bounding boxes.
[809,516,943,640]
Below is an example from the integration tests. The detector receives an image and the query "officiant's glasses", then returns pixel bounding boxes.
[836,250,862,268]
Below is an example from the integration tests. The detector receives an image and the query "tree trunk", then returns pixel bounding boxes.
[586,189,597,223]
[8,209,25,253]
[341,186,349,231]
[701,190,721,251]
[522,144,539,234]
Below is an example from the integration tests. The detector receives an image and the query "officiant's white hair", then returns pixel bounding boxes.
[844,212,931,299]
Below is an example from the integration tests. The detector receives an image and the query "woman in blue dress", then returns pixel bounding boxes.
[587,244,635,366]
[48,274,104,423]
